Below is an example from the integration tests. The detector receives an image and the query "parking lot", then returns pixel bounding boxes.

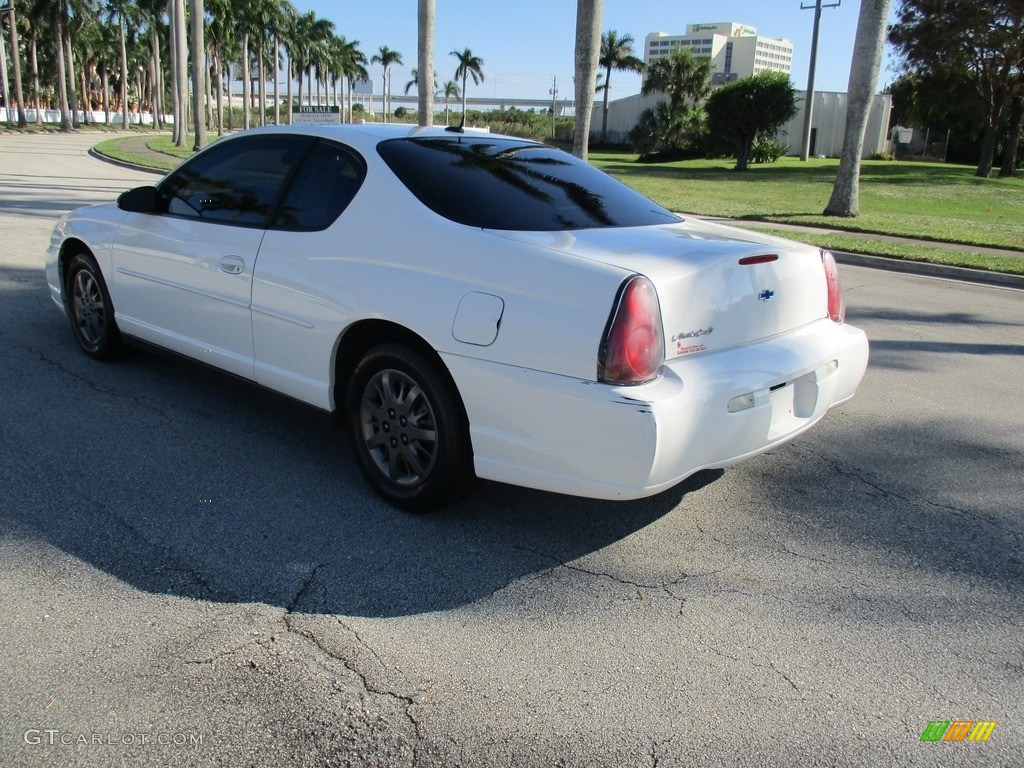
[1,131,1022,767]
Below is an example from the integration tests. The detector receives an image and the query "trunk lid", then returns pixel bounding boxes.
[489,218,829,360]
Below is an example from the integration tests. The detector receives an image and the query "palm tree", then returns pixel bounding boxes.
[824,0,892,216]
[417,0,434,126]
[450,46,483,118]
[371,44,401,121]
[572,0,603,159]
[598,30,643,143]
[337,36,367,122]
[641,47,713,111]
[404,68,437,96]
[439,79,459,126]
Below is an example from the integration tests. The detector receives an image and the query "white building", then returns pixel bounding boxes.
[644,22,794,86]
[592,90,893,159]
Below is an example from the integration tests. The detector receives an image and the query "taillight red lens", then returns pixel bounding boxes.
[598,276,665,385]
[822,251,845,323]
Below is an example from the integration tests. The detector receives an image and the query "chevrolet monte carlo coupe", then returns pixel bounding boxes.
[46,124,868,511]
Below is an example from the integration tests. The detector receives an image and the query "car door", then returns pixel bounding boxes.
[110,134,314,379]
[250,139,367,408]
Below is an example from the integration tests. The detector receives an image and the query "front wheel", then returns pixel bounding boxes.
[346,344,474,512]
[65,252,123,360]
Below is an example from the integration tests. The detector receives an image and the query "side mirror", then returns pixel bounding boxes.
[117,185,162,213]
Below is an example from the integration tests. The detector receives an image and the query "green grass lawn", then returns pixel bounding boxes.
[591,152,1024,253]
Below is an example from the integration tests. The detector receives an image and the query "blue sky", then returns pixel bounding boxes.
[294,0,902,103]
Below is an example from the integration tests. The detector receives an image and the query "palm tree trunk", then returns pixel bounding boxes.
[273,35,280,124]
[572,0,604,160]
[417,0,434,126]
[5,0,27,127]
[63,11,80,128]
[258,45,266,127]
[190,0,206,149]
[173,0,188,144]
[0,27,11,128]
[78,61,89,124]
[168,0,180,140]
[600,64,612,143]
[119,14,129,130]
[54,14,72,130]
[823,0,891,217]
[30,37,42,124]
[150,28,163,129]
[226,61,233,130]
[286,59,293,123]
[241,33,251,129]
[212,49,223,134]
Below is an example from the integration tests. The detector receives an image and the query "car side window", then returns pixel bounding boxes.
[272,140,366,231]
[161,135,314,227]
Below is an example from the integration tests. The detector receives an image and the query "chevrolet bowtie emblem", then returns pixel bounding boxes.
[758,289,775,301]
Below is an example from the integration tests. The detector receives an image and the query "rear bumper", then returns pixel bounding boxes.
[445,319,868,500]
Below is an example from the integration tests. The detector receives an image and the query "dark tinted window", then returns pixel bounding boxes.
[377,136,680,231]
[161,134,313,226]
[273,140,365,231]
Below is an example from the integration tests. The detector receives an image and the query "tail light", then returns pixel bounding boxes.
[822,250,845,323]
[598,275,665,385]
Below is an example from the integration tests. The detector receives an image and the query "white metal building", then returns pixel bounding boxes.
[644,22,794,85]
[592,89,893,159]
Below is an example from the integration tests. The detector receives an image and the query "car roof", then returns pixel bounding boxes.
[235,122,538,152]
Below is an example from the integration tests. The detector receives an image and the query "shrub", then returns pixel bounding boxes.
[749,136,789,164]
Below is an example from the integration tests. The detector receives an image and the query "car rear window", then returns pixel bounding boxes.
[377,136,680,231]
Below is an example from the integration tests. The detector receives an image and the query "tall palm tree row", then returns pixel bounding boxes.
[1,0,370,132]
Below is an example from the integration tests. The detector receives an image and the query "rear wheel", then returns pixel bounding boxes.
[346,343,474,511]
[65,252,123,360]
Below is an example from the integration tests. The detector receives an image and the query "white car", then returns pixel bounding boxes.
[46,124,868,510]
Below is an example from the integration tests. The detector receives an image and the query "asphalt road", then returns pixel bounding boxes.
[1,131,1022,768]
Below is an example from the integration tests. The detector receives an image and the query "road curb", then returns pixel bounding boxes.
[88,147,168,176]
[833,250,1024,291]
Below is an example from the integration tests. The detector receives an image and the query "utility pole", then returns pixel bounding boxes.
[549,76,558,138]
[799,0,840,161]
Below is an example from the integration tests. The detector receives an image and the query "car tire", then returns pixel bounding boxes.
[65,252,124,360]
[347,343,474,512]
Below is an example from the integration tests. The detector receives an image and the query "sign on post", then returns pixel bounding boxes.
[291,106,341,125]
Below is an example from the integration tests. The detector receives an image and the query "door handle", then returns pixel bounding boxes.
[219,255,245,275]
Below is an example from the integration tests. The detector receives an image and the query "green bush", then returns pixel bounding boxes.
[749,136,789,164]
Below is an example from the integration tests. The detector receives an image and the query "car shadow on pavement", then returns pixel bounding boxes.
[0,277,716,618]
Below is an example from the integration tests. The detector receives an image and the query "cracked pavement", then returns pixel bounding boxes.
[1,131,1022,767]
